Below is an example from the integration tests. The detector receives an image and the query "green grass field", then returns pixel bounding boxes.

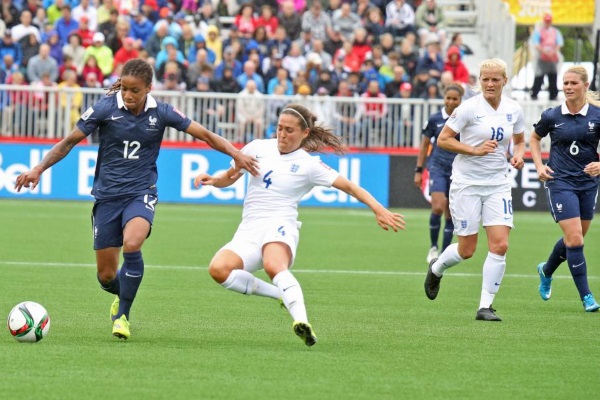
[1,199,599,399]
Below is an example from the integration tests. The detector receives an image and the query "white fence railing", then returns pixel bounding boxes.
[0,85,554,151]
[477,0,516,68]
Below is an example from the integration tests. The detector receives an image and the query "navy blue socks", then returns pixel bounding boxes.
[117,251,144,319]
[98,273,120,295]
[429,213,441,249]
[566,245,590,300]
[543,237,566,276]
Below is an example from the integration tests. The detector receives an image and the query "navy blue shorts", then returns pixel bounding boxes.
[545,186,598,222]
[428,169,452,197]
[91,194,158,250]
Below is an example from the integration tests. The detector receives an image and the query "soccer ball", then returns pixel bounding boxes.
[7,302,50,343]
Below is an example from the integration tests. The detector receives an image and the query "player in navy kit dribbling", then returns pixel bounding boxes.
[530,65,600,312]
[15,58,259,339]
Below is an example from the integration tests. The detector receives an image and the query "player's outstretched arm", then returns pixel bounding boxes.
[414,135,431,187]
[14,128,87,192]
[331,175,406,232]
[193,167,244,189]
[185,121,259,176]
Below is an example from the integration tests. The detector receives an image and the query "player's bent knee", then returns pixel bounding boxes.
[97,268,117,283]
[208,262,234,284]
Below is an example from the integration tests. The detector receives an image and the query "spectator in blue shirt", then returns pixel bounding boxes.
[55,5,79,46]
[214,46,243,80]
[236,60,265,94]
[129,8,154,47]
[0,30,23,69]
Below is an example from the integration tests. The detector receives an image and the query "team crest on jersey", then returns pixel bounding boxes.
[173,107,186,119]
[506,113,512,122]
[589,122,595,132]
[290,163,300,173]
[81,107,94,120]
[149,116,157,126]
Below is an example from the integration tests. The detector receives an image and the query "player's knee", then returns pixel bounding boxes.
[458,245,476,259]
[97,268,117,283]
[123,236,144,252]
[489,241,508,256]
[208,261,232,284]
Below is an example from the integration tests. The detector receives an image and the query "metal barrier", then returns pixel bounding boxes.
[0,85,554,150]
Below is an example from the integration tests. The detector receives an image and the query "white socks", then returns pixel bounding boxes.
[479,252,506,309]
[273,270,308,323]
[432,243,463,276]
[221,269,280,299]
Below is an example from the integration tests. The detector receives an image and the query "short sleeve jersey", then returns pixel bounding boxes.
[236,139,340,221]
[446,94,525,185]
[77,92,192,200]
[422,108,457,171]
[533,102,600,190]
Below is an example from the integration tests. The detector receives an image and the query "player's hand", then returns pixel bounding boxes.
[583,162,600,177]
[473,140,497,156]
[233,152,259,177]
[510,156,525,170]
[14,169,41,192]
[414,173,422,187]
[536,165,554,181]
[374,207,406,232]
[193,173,216,188]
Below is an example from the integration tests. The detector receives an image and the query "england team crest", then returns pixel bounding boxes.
[506,113,512,122]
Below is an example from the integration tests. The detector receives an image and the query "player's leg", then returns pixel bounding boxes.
[442,202,454,251]
[476,187,512,321]
[536,187,567,299]
[263,242,316,347]
[117,216,150,320]
[559,191,598,311]
[441,174,454,251]
[425,183,480,300]
[427,191,445,262]
[209,248,280,299]
[92,200,125,323]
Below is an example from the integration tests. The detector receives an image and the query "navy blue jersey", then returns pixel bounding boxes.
[77,92,192,200]
[422,109,457,171]
[534,103,600,190]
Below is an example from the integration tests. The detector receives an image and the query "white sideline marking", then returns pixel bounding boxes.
[0,260,596,280]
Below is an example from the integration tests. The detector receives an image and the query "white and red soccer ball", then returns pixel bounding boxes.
[7,301,50,342]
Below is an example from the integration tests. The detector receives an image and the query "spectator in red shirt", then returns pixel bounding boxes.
[75,15,95,48]
[113,37,139,70]
[234,4,257,40]
[443,45,469,84]
[255,5,279,39]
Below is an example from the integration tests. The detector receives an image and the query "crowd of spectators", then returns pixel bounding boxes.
[0,0,473,99]
[0,0,477,143]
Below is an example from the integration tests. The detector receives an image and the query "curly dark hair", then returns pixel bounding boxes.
[106,58,154,96]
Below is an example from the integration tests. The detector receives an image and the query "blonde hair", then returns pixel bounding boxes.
[469,58,509,94]
[565,65,600,107]
[479,58,508,80]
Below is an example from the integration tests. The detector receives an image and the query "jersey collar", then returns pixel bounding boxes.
[116,91,158,111]
[441,107,450,119]
[561,102,589,116]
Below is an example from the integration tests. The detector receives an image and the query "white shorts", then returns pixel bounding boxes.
[449,182,513,236]
[220,218,301,273]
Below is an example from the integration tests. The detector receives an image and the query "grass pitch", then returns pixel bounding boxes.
[1,199,599,399]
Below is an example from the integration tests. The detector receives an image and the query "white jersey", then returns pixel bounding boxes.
[235,139,340,221]
[446,94,525,185]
